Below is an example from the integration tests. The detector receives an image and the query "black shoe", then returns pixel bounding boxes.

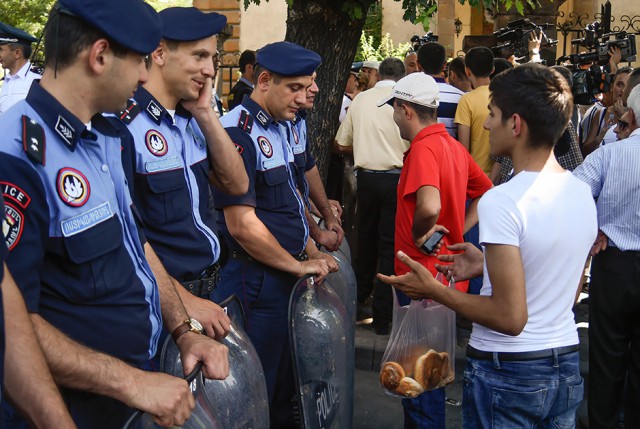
[356,303,372,322]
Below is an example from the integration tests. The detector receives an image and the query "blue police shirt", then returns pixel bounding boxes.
[115,87,220,281]
[0,82,162,366]
[0,196,6,421]
[286,111,316,207]
[214,97,308,255]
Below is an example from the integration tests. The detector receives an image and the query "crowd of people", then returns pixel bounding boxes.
[0,1,638,428]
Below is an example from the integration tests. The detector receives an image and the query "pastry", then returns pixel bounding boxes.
[395,376,424,398]
[414,349,444,390]
[380,361,404,390]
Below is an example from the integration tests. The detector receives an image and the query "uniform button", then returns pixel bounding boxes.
[101,164,109,172]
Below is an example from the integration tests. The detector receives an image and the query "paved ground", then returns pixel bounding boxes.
[352,297,592,428]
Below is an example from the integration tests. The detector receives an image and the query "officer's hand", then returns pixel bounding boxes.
[181,293,231,340]
[176,332,229,380]
[298,259,330,282]
[311,252,339,274]
[312,228,340,252]
[324,218,345,250]
[434,242,484,282]
[328,199,343,219]
[181,76,214,118]
[127,371,194,428]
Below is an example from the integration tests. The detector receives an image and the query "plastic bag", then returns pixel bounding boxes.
[379,273,456,398]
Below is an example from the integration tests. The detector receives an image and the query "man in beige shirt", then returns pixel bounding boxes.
[335,57,408,334]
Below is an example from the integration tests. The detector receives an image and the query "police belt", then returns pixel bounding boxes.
[180,262,221,297]
[229,249,308,264]
[466,344,580,362]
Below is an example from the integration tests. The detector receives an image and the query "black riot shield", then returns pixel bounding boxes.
[289,276,353,429]
[123,295,268,429]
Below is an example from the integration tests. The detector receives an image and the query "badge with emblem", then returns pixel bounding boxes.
[57,168,90,207]
[3,203,23,250]
[257,136,273,158]
[55,115,75,147]
[145,130,169,157]
[291,126,300,145]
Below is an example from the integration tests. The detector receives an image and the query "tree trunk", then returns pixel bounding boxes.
[285,0,375,181]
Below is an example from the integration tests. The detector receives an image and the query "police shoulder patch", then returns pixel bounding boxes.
[21,115,46,165]
[3,201,24,251]
[237,110,253,134]
[117,100,141,125]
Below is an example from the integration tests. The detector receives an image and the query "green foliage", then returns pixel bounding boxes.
[355,32,412,62]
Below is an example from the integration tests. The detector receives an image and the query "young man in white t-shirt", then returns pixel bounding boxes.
[378,64,598,428]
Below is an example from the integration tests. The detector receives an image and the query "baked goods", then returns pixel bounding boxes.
[380,361,404,391]
[395,377,424,398]
[380,350,454,397]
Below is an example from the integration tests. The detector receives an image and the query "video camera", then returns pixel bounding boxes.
[410,32,439,52]
[565,64,613,105]
[491,18,557,59]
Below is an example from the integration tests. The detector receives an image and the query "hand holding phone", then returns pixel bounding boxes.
[420,231,445,254]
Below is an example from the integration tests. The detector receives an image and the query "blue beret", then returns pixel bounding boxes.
[159,8,227,41]
[0,21,36,45]
[256,42,321,77]
[57,0,162,54]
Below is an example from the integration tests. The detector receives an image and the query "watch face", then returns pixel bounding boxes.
[189,318,204,333]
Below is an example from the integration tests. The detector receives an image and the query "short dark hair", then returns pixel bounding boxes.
[44,9,127,70]
[396,99,437,123]
[614,66,633,80]
[239,50,256,73]
[489,63,572,148]
[464,47,494,78]
[490,58,513,80]
[417,42,445,75]
[378,57,405,82]
[550,65,573,88]
[253,64,282,85]
[448,56,467,80]
[6,43,31,60]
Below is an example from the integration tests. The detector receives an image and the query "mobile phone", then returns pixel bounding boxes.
[420,231,445,253]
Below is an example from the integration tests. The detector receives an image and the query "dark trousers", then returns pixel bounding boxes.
[589,246,640,429]
[354,171,399,328]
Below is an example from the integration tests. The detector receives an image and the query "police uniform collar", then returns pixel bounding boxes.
[25,81,94,151]
[134,86,175,125]
[241,97,278,130]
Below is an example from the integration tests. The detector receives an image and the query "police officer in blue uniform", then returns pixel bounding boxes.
[114,7,248,340]
[213,42,338,428]
[0,197,77,428]
[286,72,345,251]
[0,1,228,427]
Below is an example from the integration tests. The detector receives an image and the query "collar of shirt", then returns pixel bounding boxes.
[403,123,448,159]
[291,110,307,125]
[433,77,446,83]
[25,81,118,151]
[374,80,396,88]
[5,61,32,82]
[240,96,279,130]
[239,76,254,88]
[134,86,191,125]
[629,128,640,139]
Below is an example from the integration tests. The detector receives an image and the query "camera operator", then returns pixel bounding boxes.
[582,66,633,156]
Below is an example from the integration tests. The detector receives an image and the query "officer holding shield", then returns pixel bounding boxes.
[0,1,228,427]
[214,42,337,427]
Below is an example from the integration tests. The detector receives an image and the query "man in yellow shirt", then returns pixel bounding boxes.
[454,47,494,175]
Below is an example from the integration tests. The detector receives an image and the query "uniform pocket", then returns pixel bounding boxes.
[259,165,290,209]
[144,169,190,224]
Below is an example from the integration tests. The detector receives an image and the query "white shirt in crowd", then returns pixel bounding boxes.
[0,61,40,114]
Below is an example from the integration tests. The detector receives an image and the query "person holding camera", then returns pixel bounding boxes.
[380,71,491,428]
[379,64,597,428]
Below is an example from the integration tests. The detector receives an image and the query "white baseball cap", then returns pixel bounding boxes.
[377,72,440,108]
[362,60,380,70]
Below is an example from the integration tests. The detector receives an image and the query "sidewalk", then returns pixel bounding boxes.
[353,298,591,428]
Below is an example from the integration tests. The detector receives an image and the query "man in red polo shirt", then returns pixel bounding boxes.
[378,72,492,428]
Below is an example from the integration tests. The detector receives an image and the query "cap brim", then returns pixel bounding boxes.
[377,95,395,108]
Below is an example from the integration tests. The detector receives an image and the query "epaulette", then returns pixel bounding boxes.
[117,100,141,125]
[21,115,46,165]
[237,110,253,134]
[29,65,44,75]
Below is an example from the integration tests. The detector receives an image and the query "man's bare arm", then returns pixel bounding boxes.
[412,185,441,245]
[457,124,471,151]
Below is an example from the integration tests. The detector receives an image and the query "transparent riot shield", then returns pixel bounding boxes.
[123,295,268,429]
[289,276,353,429]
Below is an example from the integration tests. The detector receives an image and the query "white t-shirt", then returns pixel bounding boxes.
[470,170,597,352]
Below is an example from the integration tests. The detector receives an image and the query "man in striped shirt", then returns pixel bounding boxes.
[417,42,464,139]
[573,84,640,428]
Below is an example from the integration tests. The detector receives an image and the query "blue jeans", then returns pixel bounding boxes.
[402,388,446,428]
[463,350,583,428]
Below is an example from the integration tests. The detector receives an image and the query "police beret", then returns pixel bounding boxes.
[57,0,162,54]
[159,8,227,41]
[256,42,321,77]
[0,21,37,45]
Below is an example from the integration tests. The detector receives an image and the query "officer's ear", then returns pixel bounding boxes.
[87,38,110,75]
[256,70,272,90]
[151,42,168,67]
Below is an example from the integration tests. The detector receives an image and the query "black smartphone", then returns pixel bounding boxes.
[420,231,445,253]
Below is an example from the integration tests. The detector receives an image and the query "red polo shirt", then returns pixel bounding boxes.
[395,123,492,292]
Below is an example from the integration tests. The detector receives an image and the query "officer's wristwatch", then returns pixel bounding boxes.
[171,317,204,342]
